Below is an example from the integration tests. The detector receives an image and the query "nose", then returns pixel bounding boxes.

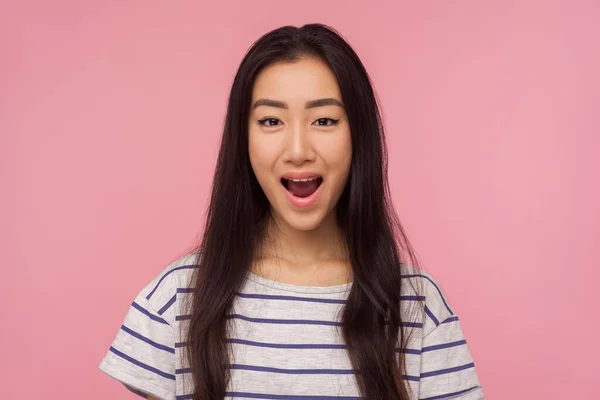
[282,121,316,166]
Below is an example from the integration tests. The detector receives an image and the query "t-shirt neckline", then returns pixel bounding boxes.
[246,270,353,294]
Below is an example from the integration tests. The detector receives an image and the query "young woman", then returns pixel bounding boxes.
[99,24,484,400]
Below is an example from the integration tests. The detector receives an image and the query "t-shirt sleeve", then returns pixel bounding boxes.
[99,291,176,400]
[417,314,484,400]
[401,267,484,400]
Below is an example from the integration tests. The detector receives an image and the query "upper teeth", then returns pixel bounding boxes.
[290,177,317,182]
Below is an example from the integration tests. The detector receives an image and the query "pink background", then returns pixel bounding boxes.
[1,1,598,399]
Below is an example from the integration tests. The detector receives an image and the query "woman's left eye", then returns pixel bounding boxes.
[314,118,339,127]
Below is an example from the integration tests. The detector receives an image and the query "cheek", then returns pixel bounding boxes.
[248,130,279,181]
[321,131,352,177]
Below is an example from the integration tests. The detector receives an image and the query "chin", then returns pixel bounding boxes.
[276,210,328,232]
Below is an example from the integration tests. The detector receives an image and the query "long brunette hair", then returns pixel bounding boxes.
[185,23,420,400]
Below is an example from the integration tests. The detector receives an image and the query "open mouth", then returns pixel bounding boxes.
[281,177,323,198]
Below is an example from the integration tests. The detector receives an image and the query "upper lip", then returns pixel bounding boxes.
[281,172,322,180]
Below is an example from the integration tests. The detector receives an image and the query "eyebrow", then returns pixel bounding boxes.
[252,98,344,109]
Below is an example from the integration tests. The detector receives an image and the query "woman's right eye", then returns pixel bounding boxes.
[258,118,282,127]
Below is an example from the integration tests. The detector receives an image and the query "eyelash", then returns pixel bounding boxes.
[257,117,340,127]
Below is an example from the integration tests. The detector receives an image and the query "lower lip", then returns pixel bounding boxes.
[281,182,322,209]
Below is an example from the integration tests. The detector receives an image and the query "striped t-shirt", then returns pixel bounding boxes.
[99,253,484,400]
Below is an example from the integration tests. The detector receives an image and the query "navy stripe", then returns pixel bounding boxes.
[131,302,168,325]
[176,395,194,400]
[228,365,446,381]
[177,364,363,376]
[180,339,420,354]
[120,325,174,354]
[402,321,423,328]
[224,314,421,328]
[158,294,176,315]
[224,393,362,400]
[109,346,175,380]
[175,314,425,327]
[180,339,421,355]
[422,339,467,353]
[228,338,346,350]
[401,295,426,301]
[230,364,354,375]
[399,347,422,355]
[235,292,346,304]
[177,288,194,293]
[401,274,453,314]
[146,264,198,299]
[424,305,440,326]
[441,315,459,324]
[421,362,475,379]
[176,363,472,381]
[234,292,424,304]
[420,386,481,400]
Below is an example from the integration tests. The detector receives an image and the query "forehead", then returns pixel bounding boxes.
[251,57,342,103]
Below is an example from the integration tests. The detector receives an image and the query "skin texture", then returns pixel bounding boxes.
[248,57,353,286]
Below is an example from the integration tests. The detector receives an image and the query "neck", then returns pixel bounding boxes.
[257,211,348,270]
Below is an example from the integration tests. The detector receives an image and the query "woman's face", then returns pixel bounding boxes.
[248,57,352,232]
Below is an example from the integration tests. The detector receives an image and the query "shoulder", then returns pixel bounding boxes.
[400,265,485,399]
[138,252,199,321]
[98,253,200,399]
[400,264,456,336]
